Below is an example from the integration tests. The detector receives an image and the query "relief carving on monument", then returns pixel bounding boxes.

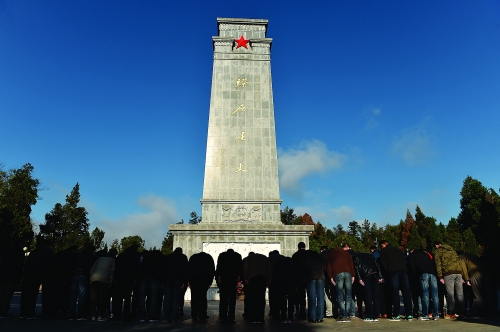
[213,41,233,47]
[221,204,262,222]
[219,24,266,32]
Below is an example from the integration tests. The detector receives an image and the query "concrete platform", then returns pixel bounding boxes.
[1,292,500,332]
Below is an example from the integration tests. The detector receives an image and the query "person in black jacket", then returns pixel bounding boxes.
[303,249,325,323]
[68,244,94,320]
[379,240,413,320]
[320,246,335,319]
[291,242,307,319]
[267,250,281,320]
[138,250,163,322]
[20,240,50,319]
[215,248,242,323]
[343,244,363,318]
[161,247,188,322]
[408,248,439,320]
[0,242,25,318]
[188,252,215,323]
[243,252,271,323]
[273,255,298,322]
[352,252,383,321]
[112,244,141,321]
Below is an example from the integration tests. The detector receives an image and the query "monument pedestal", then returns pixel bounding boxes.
[170,223,313,259]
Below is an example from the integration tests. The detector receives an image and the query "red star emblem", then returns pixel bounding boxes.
[234,35,250,49]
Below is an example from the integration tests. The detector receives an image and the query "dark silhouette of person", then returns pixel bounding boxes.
[267,250,281,320]
[20,239,50,319]
[273,255,298,322]
[215,248,242,323]
[112,244,141,321]
[68,244,94,320]
[243,252,271,323]
[138,249,163,322]
[291,242,307,319]
[188,252,215,323]
[89,248,116,321]
[161,247,188,322]
[0,242,25,318]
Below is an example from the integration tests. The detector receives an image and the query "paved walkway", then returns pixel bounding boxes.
[1,293,500,332]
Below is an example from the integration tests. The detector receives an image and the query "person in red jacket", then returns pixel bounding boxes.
[325,247,355,322]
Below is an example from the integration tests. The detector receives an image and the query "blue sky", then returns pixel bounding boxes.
[1,1,499,248]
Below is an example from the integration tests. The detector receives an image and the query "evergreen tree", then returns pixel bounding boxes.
[189,211,201,224]
[444,218,463,251]
[280,206,297,225]
[39,183,90,252]
[348,220,360,239]
[360,219,376,250]
[330,234,364,252]
[161,219,184,255]
[333,224,346,237]
[457,176,500,252]
[382,224,400,248]
[406,225,425,251]
[161,231,174,255]
[90,227,105,251]
[309,221,327,252]
[462,228,480,256]
[414,206,437,251]
[0,163,41,251]
[120,235,145,253]
[428,221,444,251]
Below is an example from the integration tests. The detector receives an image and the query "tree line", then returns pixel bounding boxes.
[0,163,202,257]
[281,176,500,256]
[282,175,500,285]
[1,163,499,284]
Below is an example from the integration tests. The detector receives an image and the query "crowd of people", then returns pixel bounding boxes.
[0,238,498,324]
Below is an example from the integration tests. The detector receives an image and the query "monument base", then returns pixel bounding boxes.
[169,223,314,259]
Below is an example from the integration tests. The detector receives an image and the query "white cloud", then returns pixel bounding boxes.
[392,125,437,165]
[96,195,179,249]
[278,140,347,194]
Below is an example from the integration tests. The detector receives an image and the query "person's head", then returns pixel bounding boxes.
[379,240,389,248]
[369,245,377,252]
[268,250,279,257]
[320,246,328,252]
[342,243,351,251]
[434,241,442,249]
[298,242,306,250]
[174,247,183,254]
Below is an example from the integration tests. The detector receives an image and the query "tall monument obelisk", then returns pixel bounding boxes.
[170,18,313,259]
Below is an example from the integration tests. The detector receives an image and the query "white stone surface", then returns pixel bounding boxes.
[203,242,280,267]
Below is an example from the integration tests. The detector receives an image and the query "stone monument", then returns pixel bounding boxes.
[169,18,313,263]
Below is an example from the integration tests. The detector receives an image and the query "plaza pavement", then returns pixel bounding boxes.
[1,292,500,332]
